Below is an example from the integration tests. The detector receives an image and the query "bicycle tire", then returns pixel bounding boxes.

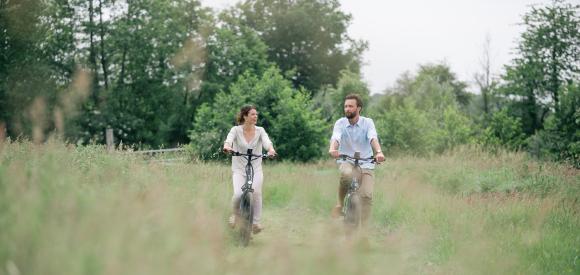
[344,193,362,229]
[238,191,253,246]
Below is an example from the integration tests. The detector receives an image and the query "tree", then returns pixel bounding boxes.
[545,83,580,166]
[230,0,367,94]
[196,20,272,106]
[369,66,474,155]
[69,0,209,146]
[0,0,60,139]
[414,63,471,107]
[501,0,579,135]
[528,83,580,167]
[474,34,499,115]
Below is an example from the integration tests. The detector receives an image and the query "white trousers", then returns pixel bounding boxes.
[232,170,263,224]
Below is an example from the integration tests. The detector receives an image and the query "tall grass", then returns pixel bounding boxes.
[0,141,578,274]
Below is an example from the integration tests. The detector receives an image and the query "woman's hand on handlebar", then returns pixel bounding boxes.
[267,148,277,158]
[223,145,234,154]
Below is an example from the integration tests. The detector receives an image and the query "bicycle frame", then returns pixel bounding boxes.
[339,152,375,228]
[232,149,266,192]
[229,149,268,246]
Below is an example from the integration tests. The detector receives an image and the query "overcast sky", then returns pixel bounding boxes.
[201,0,550,94]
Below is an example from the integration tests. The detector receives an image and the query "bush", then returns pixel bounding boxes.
[479,108,526,150]
[374,104,433,155]
[189,67,327,161]
[432,106,474,153]
[371,79,474,155]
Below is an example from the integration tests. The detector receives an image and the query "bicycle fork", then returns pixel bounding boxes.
[342,174,360,216]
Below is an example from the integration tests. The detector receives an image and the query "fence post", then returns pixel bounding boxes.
[106,128,114,152]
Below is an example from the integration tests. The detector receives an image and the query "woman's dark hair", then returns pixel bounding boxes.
[236,105,257,125]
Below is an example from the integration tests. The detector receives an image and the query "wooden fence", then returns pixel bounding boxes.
[105,128,189,164]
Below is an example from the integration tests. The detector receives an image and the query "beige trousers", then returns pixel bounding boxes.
[339,162,374,227]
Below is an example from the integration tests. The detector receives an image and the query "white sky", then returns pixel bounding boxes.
[201,0,550,94]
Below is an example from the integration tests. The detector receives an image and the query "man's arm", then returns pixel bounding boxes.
[329,139,340,158]
[371,138,385,163]
[329,120,342,158]
[366,118,384,163]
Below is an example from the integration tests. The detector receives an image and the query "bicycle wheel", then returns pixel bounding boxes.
[344,193,362,230]
[238,191,254,246]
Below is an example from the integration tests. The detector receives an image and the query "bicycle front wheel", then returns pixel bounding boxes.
[238,191,254,246]
[344,193,362,230]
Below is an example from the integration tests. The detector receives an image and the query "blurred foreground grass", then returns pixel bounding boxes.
[0,140,578,275]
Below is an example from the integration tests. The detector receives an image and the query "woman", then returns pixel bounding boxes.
[223,105,276,234]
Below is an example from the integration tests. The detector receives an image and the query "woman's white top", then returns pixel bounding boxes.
[224,125,273,172]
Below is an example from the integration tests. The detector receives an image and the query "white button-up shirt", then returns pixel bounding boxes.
[331,116,378,169]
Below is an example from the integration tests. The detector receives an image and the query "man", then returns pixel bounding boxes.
[329,94,385,228]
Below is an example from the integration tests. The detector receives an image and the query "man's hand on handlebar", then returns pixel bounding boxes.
[375,152,385,163]
[328,149,340,159]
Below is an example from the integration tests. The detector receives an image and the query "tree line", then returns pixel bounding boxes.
[1,0,578,166]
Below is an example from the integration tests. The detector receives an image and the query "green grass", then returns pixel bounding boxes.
[0,141,578,274]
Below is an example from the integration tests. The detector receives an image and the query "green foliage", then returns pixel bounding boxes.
[527,83,580,167]
[0,0,61,138]
[414,63,471,107]
[1,0,578,169]
[189,67,326,161]
[2,0,367,150]
[370,64,474,155]
[374,104,432,154]
[496,1,579,165]
[500,0,580,135]
[1,0,212,147]
[480,109,527,150]
[199,22,272,105]
[233,0,367,93]
[374,104,473,155]
[372,63,468,112]
[313,70,370,122]
[409,75,460,111]
[70,0,208,146]
[269,90,327,161]
[432,106,474,153]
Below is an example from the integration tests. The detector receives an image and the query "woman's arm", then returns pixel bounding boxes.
[223,126,236,152]
[260,128,276,156]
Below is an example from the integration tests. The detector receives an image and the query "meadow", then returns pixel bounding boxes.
[0,140,578,275]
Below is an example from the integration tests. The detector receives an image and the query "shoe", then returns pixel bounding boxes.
[252,224,264,234]
[331,204,343,218]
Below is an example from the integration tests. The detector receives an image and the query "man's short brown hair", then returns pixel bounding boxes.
[345,94,363,108]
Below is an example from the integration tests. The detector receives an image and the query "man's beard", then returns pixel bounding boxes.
[345,111,356,119]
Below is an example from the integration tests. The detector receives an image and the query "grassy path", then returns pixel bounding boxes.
[0,142,578,274]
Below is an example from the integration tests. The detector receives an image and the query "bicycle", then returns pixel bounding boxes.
[228,149,270,246]
[338,152,376,232]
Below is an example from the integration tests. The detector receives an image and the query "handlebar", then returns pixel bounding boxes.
[338,154,376,163]
[226,150,275,160]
